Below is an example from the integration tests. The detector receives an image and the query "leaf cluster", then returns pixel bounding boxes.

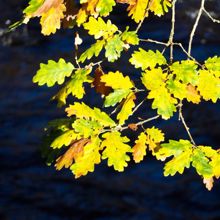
[21,0,220,190]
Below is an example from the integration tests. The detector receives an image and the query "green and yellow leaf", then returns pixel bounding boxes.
[127,0,149,23]
[78,40,105,63]
[121,27,139,45]
[105,35,125,62]
[96,0,116,16]
[146,127,165,152]
[170,60,198,85]
[104,89,130,107]
[197,70,220,103]
[132,132,147,163]
[130,49,167,70]
[148,86,177,119]
[101,71,134,90]
[164,148,192,176]
[117,92,136,125]
[33,58,74,87]
[101,131,132,171]
[70,138,102,178]
[205,56,220,77]
[66,102,116,127]
[192,148,213,178]
[83,16,118,39]
[51,130,80,149]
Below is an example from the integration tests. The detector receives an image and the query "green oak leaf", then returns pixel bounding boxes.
[105,35,124,62]
[33,58,74,87]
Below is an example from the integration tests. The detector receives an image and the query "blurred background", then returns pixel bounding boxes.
[1,0,220,219]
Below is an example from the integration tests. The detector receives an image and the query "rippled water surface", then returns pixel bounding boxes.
[1,1,220,219]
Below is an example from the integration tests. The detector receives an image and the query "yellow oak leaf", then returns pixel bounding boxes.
[83,16,117,39]
[87,0,99,15]
[141,68,167,91]
[51,130,80,149]
[146,127,165,152]
[101,132,132,171]
[164,148,192,176]
[197,70,220,103]
[101,71,134,90]
[150,0,171,16]
[127,0,149,23]
[40,2,66,35]
[186,84,201,104]
[117,92,136,125]
[55,138,90,170]
[148,85,177,119]
[76,8,88,26]
[70,138,102,178]
[132,132,147,163]
[66,102,116,127]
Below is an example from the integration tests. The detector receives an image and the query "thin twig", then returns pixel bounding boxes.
[89,60,104,67]
[203,8,220,24]
[139,38,168,46]
[178,102,196,146]
[132,99,145,115]
[101,115,160,133]
[168,0,177,63]
[135,115,160,127]
[173,42,202,66]
[188,0,205,55]
[120,115,160,132]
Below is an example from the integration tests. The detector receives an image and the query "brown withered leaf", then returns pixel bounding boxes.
[93,67,112,96]
[62,0,79,28]
[55,138,90,170]
[32,0,64,17]
[128,123,138,131]
[203,177,214,191]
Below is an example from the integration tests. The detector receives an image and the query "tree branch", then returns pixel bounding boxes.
[188,0,205,55]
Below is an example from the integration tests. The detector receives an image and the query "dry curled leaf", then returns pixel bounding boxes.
[93,67,112,96]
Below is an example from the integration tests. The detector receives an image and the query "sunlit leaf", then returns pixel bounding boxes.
[51,130,80,149]
[117,92,136,125]
[146,126,165,152]
[192,148,213,178]
[96,0,116,16]
[83,16,118,39]
[197,70,220,103]
[66,102,116,127]
[170,60,198,85]
[71,137,102,178]
[104,89,130,107]
[121,27,139,45]
[101,71,134,90]
[33,58,74,87]
[101,132,132,171]
[105,35,125,62]
[148,85,177,119]
[130,49,167,70]
[55,138,90,170]
[72,118,102,138]
[127,0,149,23]
[78,40,105,63]
[205,56,220,77]
[132,132,147,163]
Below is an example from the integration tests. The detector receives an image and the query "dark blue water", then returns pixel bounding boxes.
[1,1,220,219]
